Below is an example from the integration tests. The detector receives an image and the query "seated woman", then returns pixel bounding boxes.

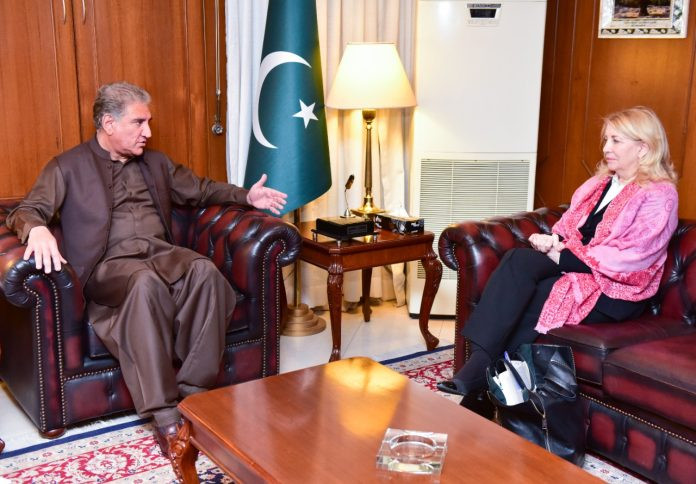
[437,106,679,418]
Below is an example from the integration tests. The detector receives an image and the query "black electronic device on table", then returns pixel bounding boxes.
[373,213,425,234]
[314,216,375,241]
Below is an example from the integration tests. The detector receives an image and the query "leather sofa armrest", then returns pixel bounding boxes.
[179,203,301,279]
[176,204,300,343]
[0,230,80,308]
[0,221,86,373]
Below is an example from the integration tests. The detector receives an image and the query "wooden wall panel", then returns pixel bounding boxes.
[536,0,696,218]
[557,0,597,201]
[0,0,227,200]
[679,39,696,214]
[73,0,191,152]
[535,0,565,208]
[202,0,229,182]
[73,0,224,178]
[0,0,81,199]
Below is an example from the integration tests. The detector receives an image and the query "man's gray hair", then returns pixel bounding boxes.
[93,82,151,130]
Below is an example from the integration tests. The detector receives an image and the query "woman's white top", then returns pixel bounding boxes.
[595,175,627,213]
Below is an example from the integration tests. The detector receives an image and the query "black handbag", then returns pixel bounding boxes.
[486,344,585,465]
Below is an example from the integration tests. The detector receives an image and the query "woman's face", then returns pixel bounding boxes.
[602,124,647,183]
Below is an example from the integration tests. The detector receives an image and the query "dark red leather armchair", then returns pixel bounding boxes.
[0,199,301,437]
[439,207,696,483]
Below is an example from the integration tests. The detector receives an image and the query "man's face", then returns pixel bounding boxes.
[105,102,152,161]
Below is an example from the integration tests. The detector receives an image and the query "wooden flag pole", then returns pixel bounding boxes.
[283,208,326,336]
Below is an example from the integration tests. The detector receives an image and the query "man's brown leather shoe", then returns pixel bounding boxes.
[154,420,182,457]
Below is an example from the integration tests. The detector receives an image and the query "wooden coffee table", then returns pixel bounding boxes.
[170,357,600,483]
[298,223,443,361]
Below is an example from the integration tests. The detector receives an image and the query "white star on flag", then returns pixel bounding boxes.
[292,99,318,128]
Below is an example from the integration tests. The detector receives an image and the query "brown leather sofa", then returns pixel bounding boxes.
[439,206,696,483]
[0,199,301,437]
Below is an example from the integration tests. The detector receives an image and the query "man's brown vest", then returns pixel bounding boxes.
[55,138,175,288]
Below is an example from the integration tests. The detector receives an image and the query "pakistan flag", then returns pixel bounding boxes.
[244,0,332,216]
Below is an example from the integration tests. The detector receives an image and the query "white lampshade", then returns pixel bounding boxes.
[326,42,416,110]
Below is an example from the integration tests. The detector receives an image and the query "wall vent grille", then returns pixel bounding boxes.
[417,158,530,280]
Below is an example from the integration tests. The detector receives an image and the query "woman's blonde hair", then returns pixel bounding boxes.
[597,106,677,185]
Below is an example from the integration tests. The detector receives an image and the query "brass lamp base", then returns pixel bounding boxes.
[351,193,385,217]
[351,109,385,219]
[350,205,385,218]
[283,303,326,336]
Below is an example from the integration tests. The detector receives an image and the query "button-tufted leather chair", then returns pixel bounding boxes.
[439,206,696,483]
[0,199,301,438]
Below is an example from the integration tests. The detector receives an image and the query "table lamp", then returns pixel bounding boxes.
[326,42,416,216]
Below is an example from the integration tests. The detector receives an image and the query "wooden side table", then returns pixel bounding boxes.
[298,223,443,361]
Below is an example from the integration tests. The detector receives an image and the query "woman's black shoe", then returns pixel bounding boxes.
[460,389,495,420]
[436,379,467,396]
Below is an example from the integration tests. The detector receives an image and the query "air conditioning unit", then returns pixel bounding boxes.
[408,0,547,317]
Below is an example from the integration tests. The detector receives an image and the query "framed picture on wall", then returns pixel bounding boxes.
[598,0,689,38]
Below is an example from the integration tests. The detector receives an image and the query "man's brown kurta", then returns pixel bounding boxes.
[7,137,249,426]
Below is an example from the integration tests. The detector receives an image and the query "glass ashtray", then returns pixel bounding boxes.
[376,428,447,476]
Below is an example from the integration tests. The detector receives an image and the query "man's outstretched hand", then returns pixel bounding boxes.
[246,174,288,215]
[25,225,67,273]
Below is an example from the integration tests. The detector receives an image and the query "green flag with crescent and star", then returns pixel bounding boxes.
[244,0,332,216]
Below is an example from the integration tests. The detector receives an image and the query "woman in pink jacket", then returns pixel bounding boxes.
[437,106,679,418]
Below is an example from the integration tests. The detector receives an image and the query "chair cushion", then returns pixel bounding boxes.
[603,333,696,431]
[537,315,695,385]
[87,324,111,359]
[86,309,254,359]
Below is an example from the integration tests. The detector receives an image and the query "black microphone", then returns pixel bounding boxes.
[342,174,355,217]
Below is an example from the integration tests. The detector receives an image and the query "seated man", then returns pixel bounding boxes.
[5,81,287,455]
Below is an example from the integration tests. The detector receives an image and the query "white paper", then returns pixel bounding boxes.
[493,359,533,406]
[494,370,525,405]
[509,360,533,390]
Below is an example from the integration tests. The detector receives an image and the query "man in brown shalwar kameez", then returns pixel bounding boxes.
[6,82,287,456]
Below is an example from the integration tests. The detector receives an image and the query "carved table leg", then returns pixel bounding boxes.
[170,419,200,483]
[361,268,373,322]
[327,258,344,361]
[420,250,443,350]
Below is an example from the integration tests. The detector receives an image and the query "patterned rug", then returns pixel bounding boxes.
[0,346,643,483]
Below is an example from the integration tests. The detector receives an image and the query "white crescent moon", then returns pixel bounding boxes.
[253,51,311,149]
